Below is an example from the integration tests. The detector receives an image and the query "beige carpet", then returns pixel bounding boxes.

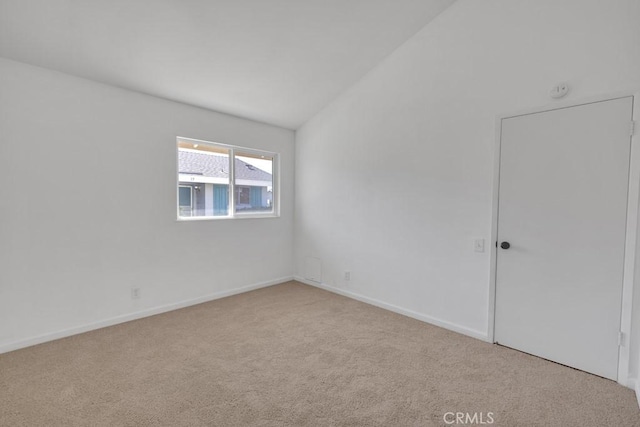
[1,281,638,426]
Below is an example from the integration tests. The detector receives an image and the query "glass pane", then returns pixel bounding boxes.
[234,153,274,213]
[178,186,192,217]
[178,186,192,206]
[177,140,230,217]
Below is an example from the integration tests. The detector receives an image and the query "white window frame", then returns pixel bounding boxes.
[176,137,279,221]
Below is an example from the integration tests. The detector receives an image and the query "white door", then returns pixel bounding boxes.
[495,96,634,380]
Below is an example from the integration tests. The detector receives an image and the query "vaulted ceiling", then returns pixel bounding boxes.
[0,0,456,129]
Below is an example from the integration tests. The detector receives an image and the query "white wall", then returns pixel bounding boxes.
[294,0,640,382]
[0,58,294,351]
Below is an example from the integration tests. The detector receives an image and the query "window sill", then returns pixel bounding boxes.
[177,213,280,221]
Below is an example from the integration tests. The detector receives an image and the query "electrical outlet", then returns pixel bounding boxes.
[344,271,351,281]
[131,287,141,299]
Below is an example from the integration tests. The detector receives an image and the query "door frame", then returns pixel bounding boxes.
[488,91,640,386]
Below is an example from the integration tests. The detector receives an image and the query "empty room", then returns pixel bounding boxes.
[1,0,640,425]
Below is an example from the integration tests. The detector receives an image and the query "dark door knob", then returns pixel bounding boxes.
[500,241,510,250]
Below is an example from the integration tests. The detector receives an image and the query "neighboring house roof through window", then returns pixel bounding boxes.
[178,150,272,182]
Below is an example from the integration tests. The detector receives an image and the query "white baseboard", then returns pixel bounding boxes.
[0,276,293,355]
[627,378,640,408]
[294,276,489,342]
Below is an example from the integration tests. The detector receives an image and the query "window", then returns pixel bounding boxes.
[233,151,275,214]
[177,137,278,219]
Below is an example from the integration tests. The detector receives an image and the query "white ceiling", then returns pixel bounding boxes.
[0,0,456,129]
